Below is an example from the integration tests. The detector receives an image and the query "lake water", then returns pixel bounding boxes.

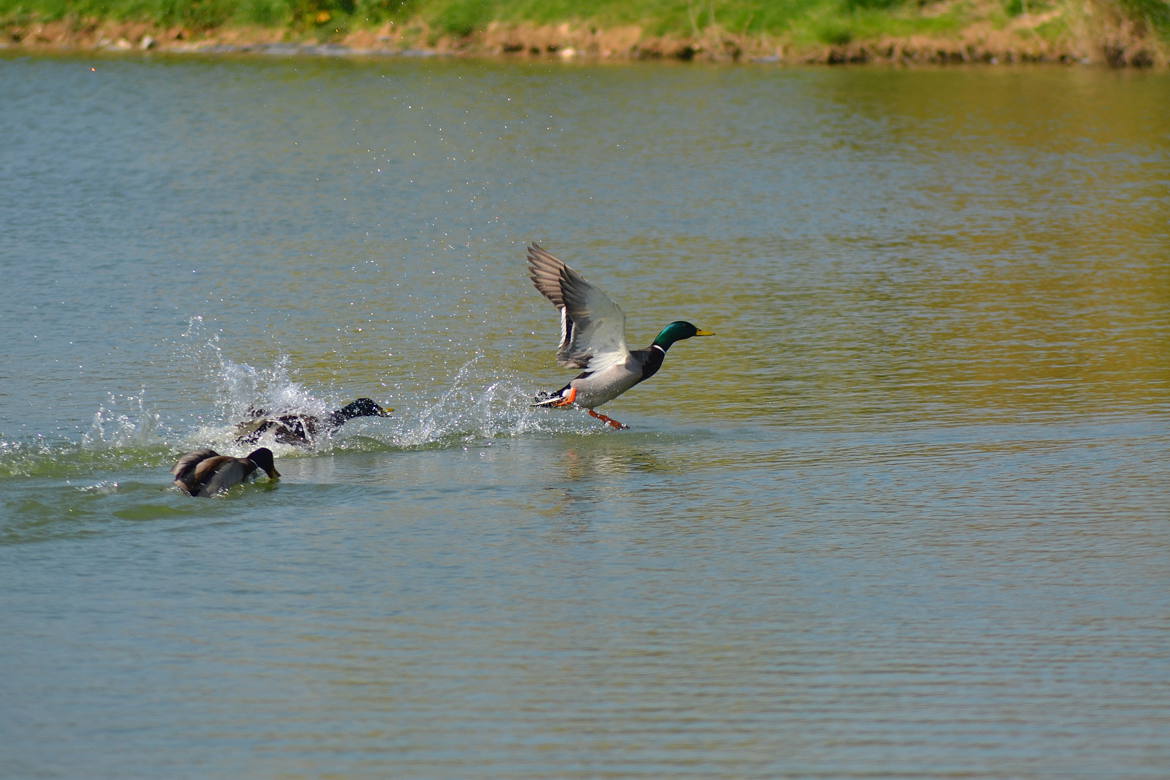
[1,52,1168,777]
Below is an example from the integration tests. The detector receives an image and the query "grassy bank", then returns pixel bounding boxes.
[1,0,1167,64]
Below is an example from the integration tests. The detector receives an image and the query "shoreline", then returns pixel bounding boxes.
[1,17,1165,68]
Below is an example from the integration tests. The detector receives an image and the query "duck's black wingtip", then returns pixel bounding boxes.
[532,393,557,407]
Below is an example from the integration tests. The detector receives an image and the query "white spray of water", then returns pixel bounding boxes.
[172,319,606,455]
[391,357,600,448]
[83,390,165,450]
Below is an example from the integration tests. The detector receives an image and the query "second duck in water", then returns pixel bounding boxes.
[172,447,280,497]
[235,398,392,446]
[527,243,714,429]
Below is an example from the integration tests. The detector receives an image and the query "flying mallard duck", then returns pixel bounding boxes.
[527,243,714,429]
[172,447,280,497]
[234,398,392,447]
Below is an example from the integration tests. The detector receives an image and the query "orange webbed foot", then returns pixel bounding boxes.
[588,409,628,430]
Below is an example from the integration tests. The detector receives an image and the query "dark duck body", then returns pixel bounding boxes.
[172,447,280,497]
[234,398,392,446]
[527,243,713,429]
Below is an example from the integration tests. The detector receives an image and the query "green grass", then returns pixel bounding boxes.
[0,0,1166,49]
[1121,0,1170,35]
[0,0,922,34]
[402,0,984,44]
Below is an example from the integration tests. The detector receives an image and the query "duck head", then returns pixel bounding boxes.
[246,447,281,480]
[331,398,393,424]
[652,321,715,350]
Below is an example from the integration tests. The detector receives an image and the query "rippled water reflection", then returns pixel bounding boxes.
[1,54,1168,778]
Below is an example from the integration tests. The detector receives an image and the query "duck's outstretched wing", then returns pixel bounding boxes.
[527,243,630,373]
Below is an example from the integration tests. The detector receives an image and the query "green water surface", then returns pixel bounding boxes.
[1,54,1168,778]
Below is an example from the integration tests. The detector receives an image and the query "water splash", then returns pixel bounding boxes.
[216,355,328,422]
[178,317,328,425]
[0,331,609,480]
[171,320,339,454]
[390,357,603,449]
[0,388,175,479]
[83,390,164,449]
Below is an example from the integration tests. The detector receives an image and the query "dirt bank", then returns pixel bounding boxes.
[1,14,1165,67]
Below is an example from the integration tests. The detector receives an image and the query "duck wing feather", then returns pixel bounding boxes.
[195,458,255,497]
[527,244,630,374]
[172,448,220,494]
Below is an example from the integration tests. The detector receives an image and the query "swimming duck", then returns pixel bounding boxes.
[527,243,714,429]
[172,447,280,497]
[234,398,392,446]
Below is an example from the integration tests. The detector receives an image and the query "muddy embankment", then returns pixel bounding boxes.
[1,13,1165,67]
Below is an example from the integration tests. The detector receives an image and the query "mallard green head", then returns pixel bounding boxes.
[330,398,393,425]
[652,321,715,349]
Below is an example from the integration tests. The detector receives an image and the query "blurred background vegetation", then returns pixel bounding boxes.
[1,0,1167,60]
